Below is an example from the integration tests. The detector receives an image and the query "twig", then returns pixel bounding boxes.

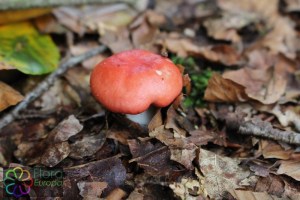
[0,0,146,11]
[226,113,300,146]
[0,45,107,131]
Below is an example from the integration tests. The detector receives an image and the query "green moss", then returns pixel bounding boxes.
[172,56,212,108]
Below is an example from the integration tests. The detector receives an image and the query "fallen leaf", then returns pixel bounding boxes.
[249,163,270,177]
[100,29,133,53]
[254,174,285,197]
[0,81,23,111]
[77,181,108,199]
[204,73,248,103]
[198,148,250,199]
[48,115,83,142]
[0,22,60,74]
[283,0,300,12]
[271,105,300,132]
[170,148,197,170]
[40,141,70,167]
[53,4,137,36]
[217,0,299,58]
[69,133,106,159]
[259,140,293,160]
[0,8,51,25]
[127,189,144,200]
[229,189,283,200]
[277,160,300,181]
[128,139,185,178]
[34,14,66,34]
[106,188,127,200]
[64,156,126,195]
[223,63,287,105]
[169,176,204,200]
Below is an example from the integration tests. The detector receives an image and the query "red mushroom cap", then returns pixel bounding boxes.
[90,49,183,114]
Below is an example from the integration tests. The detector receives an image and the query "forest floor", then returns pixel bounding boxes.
[0,0,300,199]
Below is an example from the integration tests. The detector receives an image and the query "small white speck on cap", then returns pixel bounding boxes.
[155,70,163,76]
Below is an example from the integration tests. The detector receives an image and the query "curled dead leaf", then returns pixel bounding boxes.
[0,81,23,112]
[204,73,248,103]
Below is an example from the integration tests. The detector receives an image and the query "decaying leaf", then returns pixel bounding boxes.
[198,148,251,199]
[259,140,293,160]
[77,181,108,199]
[0,81,23,112]
[64,156,126,195]
[0,22,60,74]
[229,189,283,200]
[0,8,52,25]
[128,139,185,178]
[204,73,248,103]
[40,141,71,167]
[169,176,204,200]
[254,174,285,197]
[277,160,300,181]
[53,4,137,36]
[106,188,127,200]
[48,115,83,142]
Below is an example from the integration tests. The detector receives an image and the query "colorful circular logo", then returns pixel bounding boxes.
[3,167,33,198]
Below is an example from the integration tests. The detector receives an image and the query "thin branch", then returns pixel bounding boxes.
[0,45,107,131]
[226,113,300,146]
[0,0,145,10]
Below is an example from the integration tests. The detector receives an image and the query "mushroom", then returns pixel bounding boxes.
[90,49,183,125]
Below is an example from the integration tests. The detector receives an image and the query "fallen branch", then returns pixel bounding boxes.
[0,0,146,11]
[226,113,300,146]
[0,45,107,131]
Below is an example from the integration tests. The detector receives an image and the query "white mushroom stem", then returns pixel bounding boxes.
[125,106,157,126]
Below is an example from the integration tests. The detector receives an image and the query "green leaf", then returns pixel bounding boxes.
[0,22,60,75]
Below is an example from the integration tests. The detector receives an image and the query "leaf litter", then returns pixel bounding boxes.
[1,0,300,199]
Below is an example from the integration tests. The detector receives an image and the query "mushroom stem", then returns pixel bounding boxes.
[126,106,157,126]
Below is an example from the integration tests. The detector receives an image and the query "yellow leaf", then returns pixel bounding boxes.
[0,22,60,74]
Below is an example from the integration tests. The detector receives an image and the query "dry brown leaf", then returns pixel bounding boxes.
[170,148,197,170]
[130,12,158,49]
[69,42,105,69]
[229,189,283,200]
[0,8,52,25]
[34,14,66,34]
[277,160,300,181]
[203,16,241,42]
[198,45,241,66]
[259,140,293,160]
[106,188,127,200]
[0,81,23,112]
[284,0,300,12]
[48,115,83,142]
[217,0,299,58]
[271,105,300,132]
[100,29,133,53]
[204,73,248,103]
[53,4,136,36]
[198,148,250,199]
[64,157,126,195]
[169,176,204,200]
[223,68,286,105]
[255,174,285,197]
[77,181,108,199]
[69,133,106,159]
[128,139,185,178]
[216,54,295,105]
[40,141,71,167]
